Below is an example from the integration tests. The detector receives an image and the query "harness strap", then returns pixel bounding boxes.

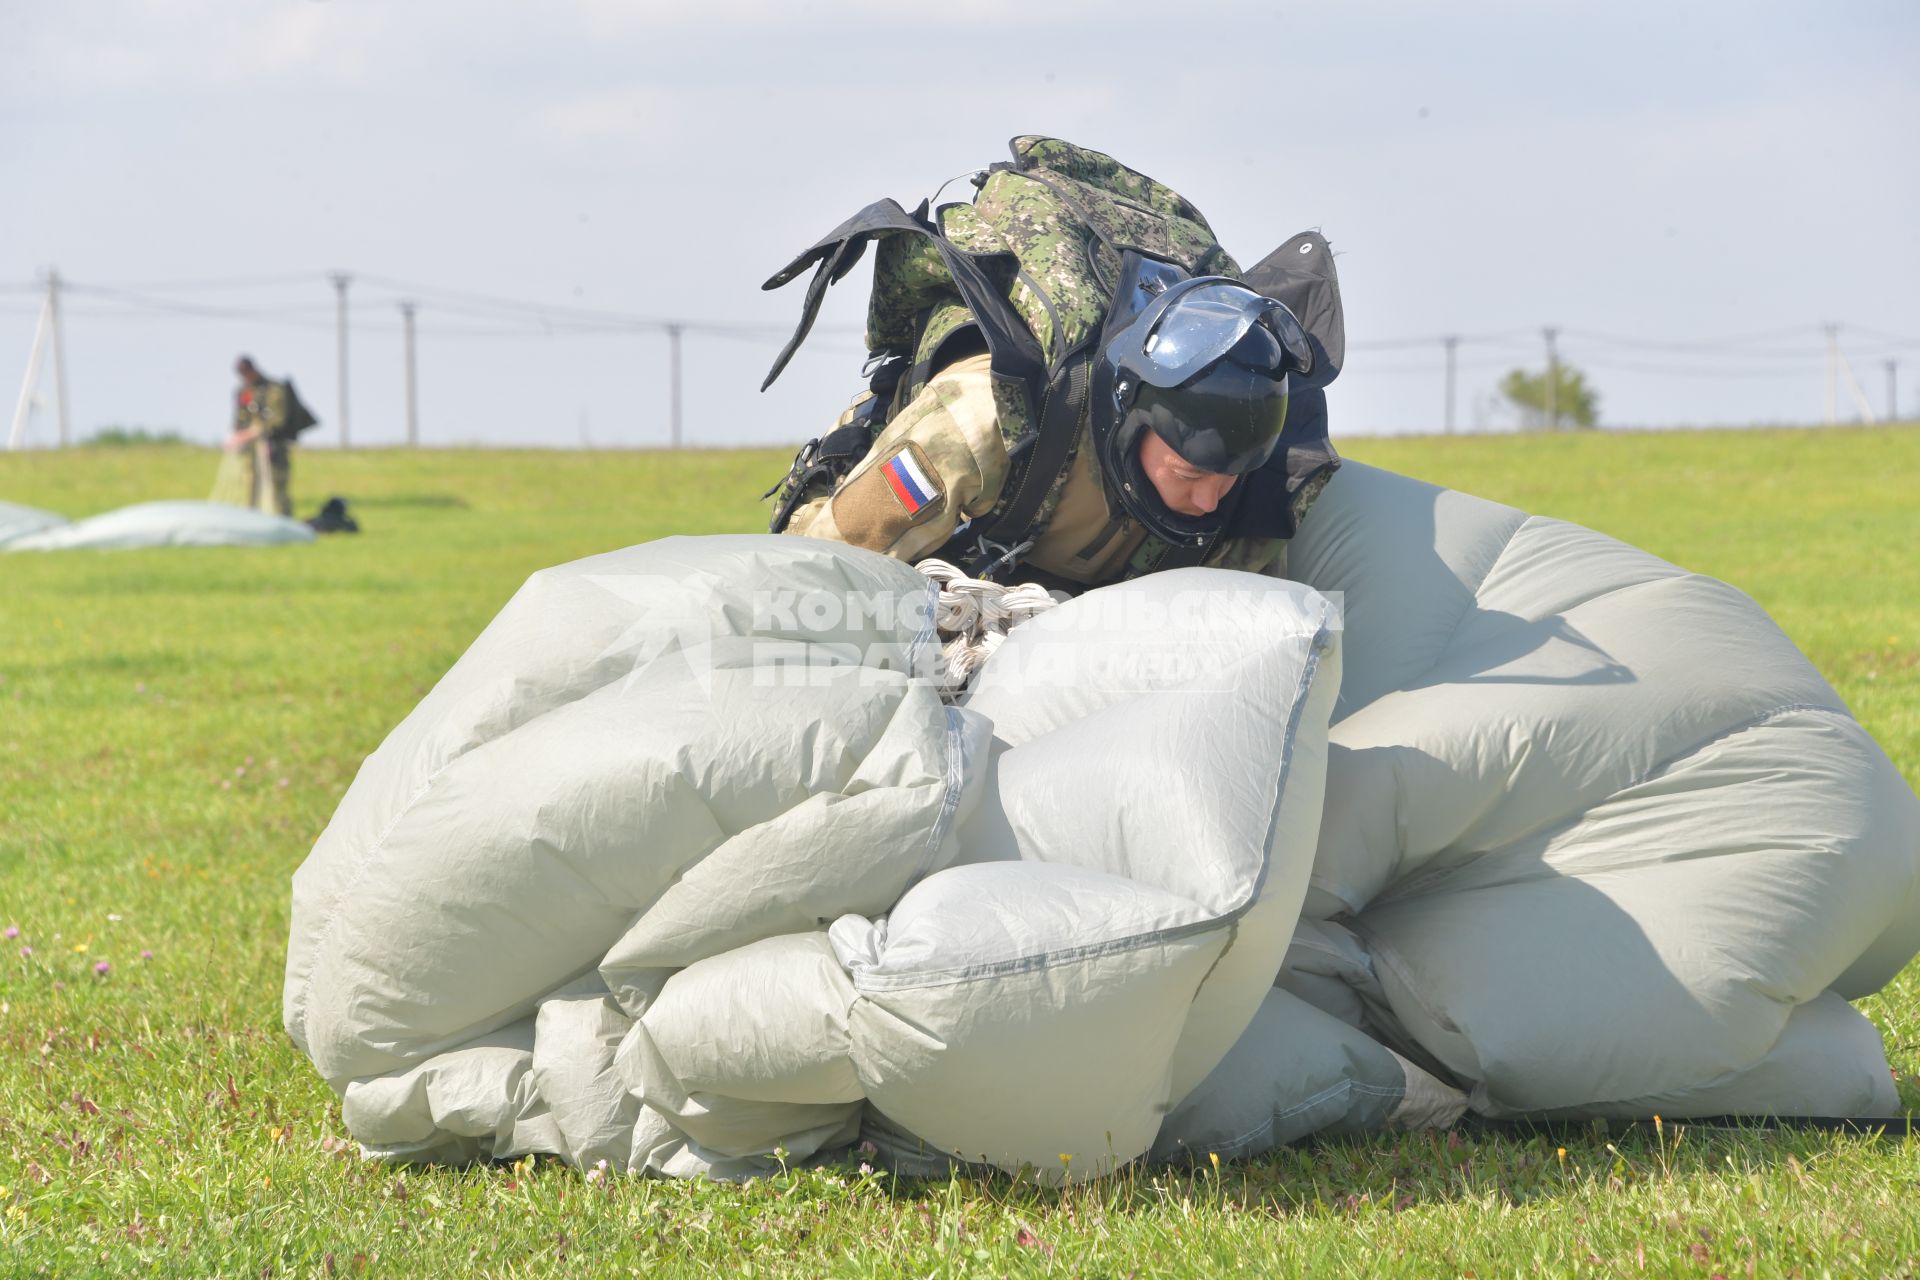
[944,344,1094,579]
[759,199,1048,425]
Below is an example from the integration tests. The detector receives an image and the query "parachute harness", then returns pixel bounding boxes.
[915,559,1061,697]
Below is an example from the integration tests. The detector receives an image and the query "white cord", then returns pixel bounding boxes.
[916,559,1061,694]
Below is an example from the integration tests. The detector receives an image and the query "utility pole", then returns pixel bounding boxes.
[330,271,351,447]
[1887,359,1900,423]
[666,322,684,449]
[48,270,70,447]
[8,284,51,451]
[400,301,419,447]
[1837,342,1877,424]
[1542,326,1560,430]
[1443,335,1458,435]
[1824,324,1839,426]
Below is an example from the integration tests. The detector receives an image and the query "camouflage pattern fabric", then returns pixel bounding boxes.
[785,354,1011,564]
[786,137,1311,585]
[971,149,1240,361]
[235,379,300,442]
[866,235,954,356]
[234,379,297,515]
[865,138,1240,382]
[787,355,1314,590]
[224,437,294,517]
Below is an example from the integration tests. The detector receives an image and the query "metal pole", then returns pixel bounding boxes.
[1543,327,1560,430]
[48,270,71,447]
[668,322,683,449]
[401,301,419,447]
[1837,346,1877,424]
[1887,359,1899,423]
[8,290,51,451]
[667,322,684,449]
[1443,335,1458,435]
[331,271,351,447]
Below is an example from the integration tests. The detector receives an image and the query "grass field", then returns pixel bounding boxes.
[2,428,1917,1277]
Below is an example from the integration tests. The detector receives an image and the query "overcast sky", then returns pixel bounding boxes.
[3,0,1916,452]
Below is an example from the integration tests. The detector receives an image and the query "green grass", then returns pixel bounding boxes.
[2,430,1917,1277]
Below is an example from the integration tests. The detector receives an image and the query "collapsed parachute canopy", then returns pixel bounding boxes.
[284,466,1920,1179]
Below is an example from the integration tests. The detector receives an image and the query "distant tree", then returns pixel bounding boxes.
[87,425,189,446]
[1499,364,1600,430]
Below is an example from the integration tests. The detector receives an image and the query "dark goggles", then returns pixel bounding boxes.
[1117,277,1314,389]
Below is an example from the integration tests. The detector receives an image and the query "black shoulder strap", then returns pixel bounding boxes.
[758,198,1048,421]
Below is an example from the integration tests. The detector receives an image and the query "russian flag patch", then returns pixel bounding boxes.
[881,447,939,516]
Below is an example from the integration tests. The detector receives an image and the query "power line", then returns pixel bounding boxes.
[15,267,1915,441]
[1353,358,1514,376]
[1347,330,1534,351]
[35,272,1911,356]
[1563,324,1821,352]
[1577,358,1827,379]
[54,271,331,293]
[25,272,866,341]
[61,282,339,327]
[351,271,861,338]
[1846,324,1920,346]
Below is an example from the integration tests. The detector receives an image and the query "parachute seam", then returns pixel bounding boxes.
[900,705,970,896]
[849,918,1228,992]
[1377,700,1858,905]
[1239,610,1333,913]
[1615,702,1855,798]
[907,576,941,673]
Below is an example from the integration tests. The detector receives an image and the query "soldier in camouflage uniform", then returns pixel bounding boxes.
[227,356,300,516]
[781,348,1335,589]
[763,137,1342,593]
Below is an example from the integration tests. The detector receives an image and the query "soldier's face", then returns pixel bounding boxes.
[1137,432,1238,517]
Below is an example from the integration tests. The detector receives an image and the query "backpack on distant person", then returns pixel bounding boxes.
[282,379,321,437]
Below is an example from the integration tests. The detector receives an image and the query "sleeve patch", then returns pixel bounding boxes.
[831,442,946,550]
[881,448,939,514]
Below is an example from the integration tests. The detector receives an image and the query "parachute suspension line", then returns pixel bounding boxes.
[915,558,1061,695]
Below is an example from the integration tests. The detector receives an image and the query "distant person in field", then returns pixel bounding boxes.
[224,356,318,516]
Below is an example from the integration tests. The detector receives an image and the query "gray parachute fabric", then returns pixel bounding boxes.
[0,500,69,547]
[4,500,314,551]
[1153,463,1920,1162]
[284,536,1340,1179]
[284,470,1920,1178]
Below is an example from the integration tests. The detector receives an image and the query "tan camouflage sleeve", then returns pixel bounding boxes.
[785,352,1011,564]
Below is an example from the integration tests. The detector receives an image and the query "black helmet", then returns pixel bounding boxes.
[1092,255,1314,546]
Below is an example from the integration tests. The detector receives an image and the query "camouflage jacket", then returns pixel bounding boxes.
[784,352,1328,588]
[234,379,296,444]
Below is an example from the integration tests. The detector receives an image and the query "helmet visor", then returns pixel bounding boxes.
[1135,282,1314,387]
